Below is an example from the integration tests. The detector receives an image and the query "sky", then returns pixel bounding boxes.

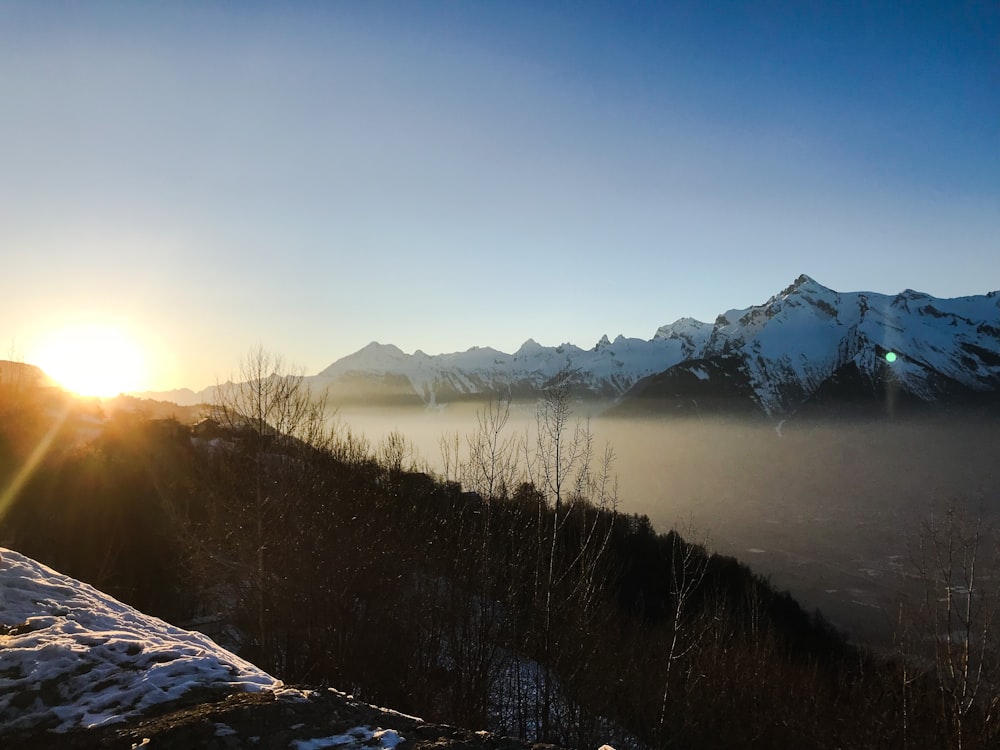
[1,0,997,392]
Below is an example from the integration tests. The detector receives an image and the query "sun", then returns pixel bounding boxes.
[32,324,146,398]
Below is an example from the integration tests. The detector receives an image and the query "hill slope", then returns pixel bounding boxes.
[0,548,279,735]
[0,548,571,749]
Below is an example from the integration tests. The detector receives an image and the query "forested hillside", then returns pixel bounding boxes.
[2,361,998,749]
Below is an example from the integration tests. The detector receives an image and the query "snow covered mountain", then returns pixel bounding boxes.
[313,318,713,406]
[312,275,1000,417]
[614,275,1000,418]
[131,276,999,417]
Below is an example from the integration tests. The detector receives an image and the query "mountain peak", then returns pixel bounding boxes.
[780,274,833,297]
[653,317,710,342]
[318,341,409,377]
[360,341,404,355]
[657,316,708,329]
[514,338,543,356]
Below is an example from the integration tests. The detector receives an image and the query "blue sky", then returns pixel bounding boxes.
[2,1,997,391]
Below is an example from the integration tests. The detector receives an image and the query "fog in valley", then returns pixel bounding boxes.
[336,403,1000,645]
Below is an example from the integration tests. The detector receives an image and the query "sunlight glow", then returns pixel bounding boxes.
[32,324,146,398]
[0,406,68,523]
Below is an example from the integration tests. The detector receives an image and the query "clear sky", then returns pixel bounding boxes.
[2,1,998,392]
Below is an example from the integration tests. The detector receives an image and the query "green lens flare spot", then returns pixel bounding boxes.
[885,351,897,363]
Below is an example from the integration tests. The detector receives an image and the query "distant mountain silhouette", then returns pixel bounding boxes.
[0,360,55,390]
[136,276,1000,418]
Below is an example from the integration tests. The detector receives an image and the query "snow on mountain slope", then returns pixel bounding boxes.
[0,548,280,734]
[315,326,712,405]
[653,317,712,359]
[313,275,999,414]
[133,275,998,416]
[630,275,1000,417]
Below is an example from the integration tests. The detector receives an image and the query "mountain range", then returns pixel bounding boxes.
[140,275,1000,419]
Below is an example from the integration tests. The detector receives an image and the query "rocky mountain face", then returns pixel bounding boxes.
[613,275,1000,418]
[311,275,1000,418]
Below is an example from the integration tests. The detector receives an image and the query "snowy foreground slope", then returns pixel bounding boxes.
[0,547,279,733]
[0,549,578,749]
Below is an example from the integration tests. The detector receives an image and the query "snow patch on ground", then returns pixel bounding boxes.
[0,547,280,733]
[688,366,710,381]
[292,726,404,750]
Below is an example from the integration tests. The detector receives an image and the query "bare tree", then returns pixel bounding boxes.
[657,527,710,741]
[439,429,462,486]
[378,429,418,475]
[464,391,519,501]
[212,344,331,671]
[912,502,1000,750]
[522,375,618,741]
[328,414,374,467]
[214,344,330,449]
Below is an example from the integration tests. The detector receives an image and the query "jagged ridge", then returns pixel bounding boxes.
[618,275,1000,417]
[133,276,1000,416]
[311,275,1000,416]
[314,323,713,405]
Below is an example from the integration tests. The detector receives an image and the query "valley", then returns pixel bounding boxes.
[338,404,1000,645]
[127,274,1000,647]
